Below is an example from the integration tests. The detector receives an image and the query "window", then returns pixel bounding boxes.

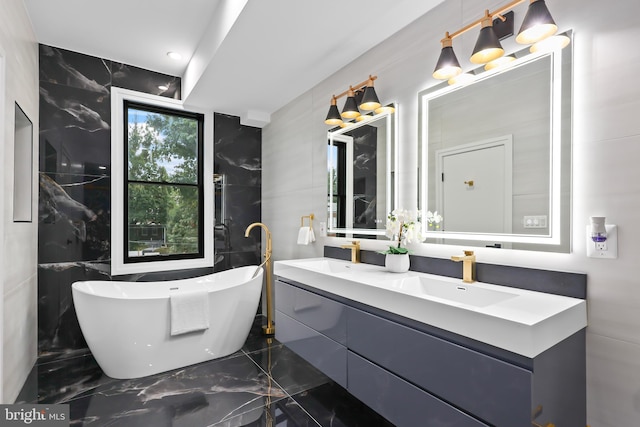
[125,101,203,261]
[111,88,213,275]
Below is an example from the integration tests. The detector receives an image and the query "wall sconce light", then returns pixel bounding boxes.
[325,96,343,126]
[360,80,382,111]
[432,0,567,81]
[324,75,394,125]
[341,87,361,119]
[516,0,558,44]
[470,10,505,64]
[433,34,462,80]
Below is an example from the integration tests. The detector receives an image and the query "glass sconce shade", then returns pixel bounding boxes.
[374,104,396,114]
[448,72,475,86]
[433,46,462,80]
[530,34,570,53]
[359,85,381,111]
[341,93,361,118]
[325,103,343,125]
[471,24,504,64]
[484,55,516,71]
[516,0,558,44]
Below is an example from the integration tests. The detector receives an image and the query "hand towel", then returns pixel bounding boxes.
[297,226,310,245]
[309,227,316,243]
[170,289,210,336]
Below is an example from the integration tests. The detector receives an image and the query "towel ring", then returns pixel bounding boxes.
[301,213,314,228]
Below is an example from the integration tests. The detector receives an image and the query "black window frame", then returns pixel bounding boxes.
[123,100,205,264]
[328,141,347,230]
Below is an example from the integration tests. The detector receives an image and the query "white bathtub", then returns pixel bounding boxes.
[72,266,263,379]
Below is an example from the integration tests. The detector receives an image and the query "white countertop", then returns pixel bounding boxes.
[274,257,587,358]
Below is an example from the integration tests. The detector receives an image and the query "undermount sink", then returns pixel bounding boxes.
[390,276,518,308]
[274,257,587,358]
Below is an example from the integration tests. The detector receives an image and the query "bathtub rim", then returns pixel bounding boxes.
[72,265,263,300]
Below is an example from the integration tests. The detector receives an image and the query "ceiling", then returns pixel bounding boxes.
[23,0,445,126]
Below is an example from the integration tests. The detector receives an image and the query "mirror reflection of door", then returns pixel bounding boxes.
[436,136,513,234]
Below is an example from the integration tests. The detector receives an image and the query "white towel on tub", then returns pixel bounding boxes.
[170,289,210,336]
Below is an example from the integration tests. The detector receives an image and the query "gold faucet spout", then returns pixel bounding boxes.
[245,222,275,336]
[451,250,476,283]
[341,240,361,263]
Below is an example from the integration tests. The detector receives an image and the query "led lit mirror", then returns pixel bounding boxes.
[328,105,397,238]
[418,31,572,252]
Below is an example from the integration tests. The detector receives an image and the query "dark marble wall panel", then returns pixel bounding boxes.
[38,262,111,355]
[111,62,180,99]
[38,46,263,358]
[351,125,377,229]
[214,114,262,272]
[39,173,111,263]
[214,114,262,186]
[40,45,112,92]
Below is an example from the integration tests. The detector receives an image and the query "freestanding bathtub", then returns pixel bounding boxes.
[72,266,263,379]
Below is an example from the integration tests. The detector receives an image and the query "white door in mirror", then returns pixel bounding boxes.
[586,224,618,258]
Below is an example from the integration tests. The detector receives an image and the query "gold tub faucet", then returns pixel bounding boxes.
[341,240,361,263]
[244,222,275,336]
[451,250,476,283]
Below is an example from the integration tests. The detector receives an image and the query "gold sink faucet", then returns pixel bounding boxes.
[341,240,361,263]
[451,250,476,283]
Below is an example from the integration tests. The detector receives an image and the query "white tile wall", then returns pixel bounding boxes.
[263,0,640,424]
[0,0,39,403]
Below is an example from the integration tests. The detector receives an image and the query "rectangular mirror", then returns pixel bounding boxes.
[328,105,397,238]
[419,31,572,252]
[14,103,33,222]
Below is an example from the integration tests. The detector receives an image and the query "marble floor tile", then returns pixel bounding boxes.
[15,351,115,404]
[18,316,389,426]
[245,342,332,397]
[66,354,291,426]
[291,382,395,427]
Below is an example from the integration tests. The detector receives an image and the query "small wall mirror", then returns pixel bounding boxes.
[418,31,572,252]
[328,104,397,238]
[13,103,33,222]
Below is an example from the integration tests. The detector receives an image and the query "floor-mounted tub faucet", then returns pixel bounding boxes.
[245,222,275,336]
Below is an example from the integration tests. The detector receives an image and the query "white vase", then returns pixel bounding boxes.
[385,253,410,273]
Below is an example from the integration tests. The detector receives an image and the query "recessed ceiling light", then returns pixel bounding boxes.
[158,85,169,91]
[167,51,182,61]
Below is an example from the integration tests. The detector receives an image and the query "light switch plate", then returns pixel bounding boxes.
[586,224,617,258]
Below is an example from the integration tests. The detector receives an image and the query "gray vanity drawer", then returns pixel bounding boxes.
[275,310,347,387]
[347,307,532,426]
[275,280,347,345]
[348,351,489,427]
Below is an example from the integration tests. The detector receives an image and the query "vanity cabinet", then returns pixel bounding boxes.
[275,278,586,427]
[274,280,348,387]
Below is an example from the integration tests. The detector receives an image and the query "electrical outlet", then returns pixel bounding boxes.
[319,221,327,237]
[595,241,607,251]
[586,224,617,259]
